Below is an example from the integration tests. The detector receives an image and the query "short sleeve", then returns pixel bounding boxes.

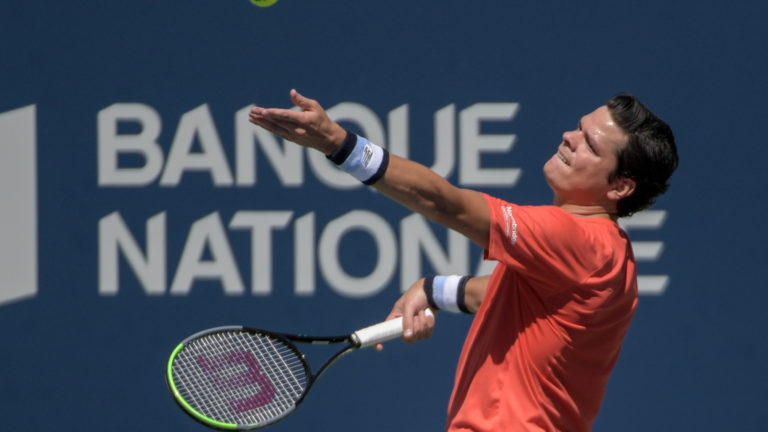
[483,194,610,291]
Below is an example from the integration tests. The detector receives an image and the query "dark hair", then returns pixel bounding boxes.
[606,94,679,218]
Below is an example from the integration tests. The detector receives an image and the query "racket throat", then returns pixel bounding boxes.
[312,345,356,384]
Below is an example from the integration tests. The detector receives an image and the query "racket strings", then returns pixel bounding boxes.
[171,330,308,427]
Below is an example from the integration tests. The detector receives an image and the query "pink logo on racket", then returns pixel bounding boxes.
[197,351,276,413]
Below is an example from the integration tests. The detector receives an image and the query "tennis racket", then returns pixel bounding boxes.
[166,309,434,430]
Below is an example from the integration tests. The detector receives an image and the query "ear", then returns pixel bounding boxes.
[607,176,636,201]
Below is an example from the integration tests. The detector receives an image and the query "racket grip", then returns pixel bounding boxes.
[351,309,435,348]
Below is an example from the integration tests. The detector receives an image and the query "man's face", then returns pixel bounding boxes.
[543,105,629,207]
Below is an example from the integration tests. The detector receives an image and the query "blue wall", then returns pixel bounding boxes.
[1,1,767,430]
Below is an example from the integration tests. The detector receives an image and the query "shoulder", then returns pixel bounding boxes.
[484,196,580,236]
[488,196,623,255]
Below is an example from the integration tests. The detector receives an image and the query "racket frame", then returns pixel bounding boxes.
[166,310,432,430]
[166,326,358,431]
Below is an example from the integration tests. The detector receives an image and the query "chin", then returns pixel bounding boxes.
[542,160,558,187]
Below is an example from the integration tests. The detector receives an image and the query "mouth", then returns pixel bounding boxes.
[556,148,569,165]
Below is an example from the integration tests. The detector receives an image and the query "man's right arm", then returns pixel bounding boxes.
[383,274,491,347]
[463,275,490,314]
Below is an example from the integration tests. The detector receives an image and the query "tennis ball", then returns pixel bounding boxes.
[250,0,278,6]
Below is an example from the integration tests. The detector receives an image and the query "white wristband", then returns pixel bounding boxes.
[424,275,472,314]
[326,130,389,185]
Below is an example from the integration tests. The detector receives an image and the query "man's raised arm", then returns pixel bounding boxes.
[249,89,490,249]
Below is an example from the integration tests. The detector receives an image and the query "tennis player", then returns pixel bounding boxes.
[249,90,678,431]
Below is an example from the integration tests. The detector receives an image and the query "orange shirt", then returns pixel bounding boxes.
[446,195,638,432]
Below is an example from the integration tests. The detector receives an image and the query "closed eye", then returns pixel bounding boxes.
[578,120,598,155]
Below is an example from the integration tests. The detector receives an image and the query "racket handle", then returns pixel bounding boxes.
[351,309,435,348]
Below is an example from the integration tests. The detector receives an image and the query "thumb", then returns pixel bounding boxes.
[290,89,317,111]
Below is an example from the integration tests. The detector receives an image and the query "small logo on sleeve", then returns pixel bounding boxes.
[502,205,518,245]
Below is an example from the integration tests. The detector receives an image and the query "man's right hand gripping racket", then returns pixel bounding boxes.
[165,310,433,430]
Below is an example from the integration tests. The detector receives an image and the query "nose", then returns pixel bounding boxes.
[562,130,576,150]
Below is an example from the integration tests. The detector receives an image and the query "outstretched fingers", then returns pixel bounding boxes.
[249,108,292,138]
[250,106,305,127]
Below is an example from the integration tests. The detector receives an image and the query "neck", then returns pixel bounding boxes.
[554,201,617,221]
